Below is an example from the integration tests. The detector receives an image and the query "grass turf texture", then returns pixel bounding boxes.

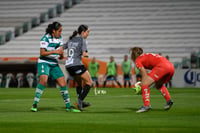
[0,87,200,133]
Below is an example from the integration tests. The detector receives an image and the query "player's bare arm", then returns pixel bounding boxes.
[40,48,63,56]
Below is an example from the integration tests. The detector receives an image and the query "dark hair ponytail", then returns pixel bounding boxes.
[69,30,78,40]
[46,21,62,35]
[69,24,88,40]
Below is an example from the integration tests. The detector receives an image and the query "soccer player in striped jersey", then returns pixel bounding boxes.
[63,25,93,111]
[30,22,80,112]
[130,47,174,113]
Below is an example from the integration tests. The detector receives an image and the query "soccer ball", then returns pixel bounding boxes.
[135,81,141,87]
[132,81,142,95]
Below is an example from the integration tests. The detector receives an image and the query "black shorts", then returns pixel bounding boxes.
[106,75,117,81]
[66,65,87,76]
[124,74,131,80]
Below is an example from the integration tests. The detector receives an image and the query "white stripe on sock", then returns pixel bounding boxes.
[34,97,40,102]
[36,88,43,94]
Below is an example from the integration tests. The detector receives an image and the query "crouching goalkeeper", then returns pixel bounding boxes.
[130,47,174,113]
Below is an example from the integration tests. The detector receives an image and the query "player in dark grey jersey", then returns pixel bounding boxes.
[63,25,93,111]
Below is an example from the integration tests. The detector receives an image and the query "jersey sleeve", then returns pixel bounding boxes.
[82,39,88,52]
[63,42,68,49]
[135,58,143,69]
[40,36,49,49]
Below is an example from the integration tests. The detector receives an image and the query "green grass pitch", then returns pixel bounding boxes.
[0,87,200,133]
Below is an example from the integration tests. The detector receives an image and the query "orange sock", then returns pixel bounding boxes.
[141,85,150,106]
[159,85,171,101]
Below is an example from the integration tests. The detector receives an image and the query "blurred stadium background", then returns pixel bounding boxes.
[0,1,200,133]
[0,0,200,88]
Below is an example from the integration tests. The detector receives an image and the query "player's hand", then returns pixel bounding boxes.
[56,48,64,55]
[59,53,64,59]
[82,51,89,58]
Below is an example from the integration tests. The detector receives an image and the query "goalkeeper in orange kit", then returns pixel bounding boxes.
[130,47,174,113]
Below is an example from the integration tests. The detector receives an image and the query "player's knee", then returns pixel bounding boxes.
[59,82,67,87]
[87,80,93,86]
[39,81,47,86]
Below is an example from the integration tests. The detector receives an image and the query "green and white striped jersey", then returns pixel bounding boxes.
[38,33,63,64]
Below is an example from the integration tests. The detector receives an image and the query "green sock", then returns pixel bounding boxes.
[33,83,45,105]
[60,86,71,108]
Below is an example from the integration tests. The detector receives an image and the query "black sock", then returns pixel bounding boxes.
[76,86,82,97]
[124,81,127,88]
[128,82,131,88]
[33,104,37,108]
[96,81,99,88]
[79,84,91,101]
[103,81,107,88]
[117,81,121,88]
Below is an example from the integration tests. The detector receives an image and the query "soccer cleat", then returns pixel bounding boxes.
[31,104,37,112]
[31,107,37,112]
[136,105,152,113]
[83,102,91,108]
[75,101,91,108]
[75,99,84,111]
[66,106,81,112]
[164,99,174,110]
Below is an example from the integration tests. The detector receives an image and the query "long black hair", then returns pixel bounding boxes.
[46,21,62,35]
[69,24,88,40]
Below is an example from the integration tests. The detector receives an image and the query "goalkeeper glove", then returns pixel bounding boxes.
[132,81,142,95]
